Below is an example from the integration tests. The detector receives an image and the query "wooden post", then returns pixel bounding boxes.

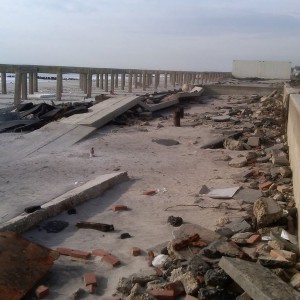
[173,109,181,127]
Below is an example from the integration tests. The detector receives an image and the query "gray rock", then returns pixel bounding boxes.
[247,137,260,147]
[187,255,211,276]
[258,257,295,268]
[278,166,292,178]
[212,115,231,122]
[224,219,253,234]
[170,267,199,294]
[200,239,246,259]
[117,277,134,295]
[253,197,283,228]
[152,138,180,146]
[224,138,244,150]
[204,268,230,287]
[231,232,254,244]
[126,283,156,300]
[233,188,262,204]
[229,157,247,168]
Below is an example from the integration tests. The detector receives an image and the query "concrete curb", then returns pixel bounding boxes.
[0,171,129,233]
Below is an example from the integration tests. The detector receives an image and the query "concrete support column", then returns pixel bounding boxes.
[56,71,63,101]
[128,71,132,93]
[83,74,87,93]
[105,73,109,92]
[142,71,146,91]
[79,74,83,90]
[14,71,22,106]
[96,74,99,88]
[121,73,125,90]
[115,73,118,88]
[172,72,176,87]
[29,73,34,94]
[164,72,168,89]
[87,72,92,98]
[1,72,7,94]
[100,74,103,89]
[146,73,151,87]
[196,73,200,85]
[154,71,160,90]
[21,73,28,100]
[134,73,138,89]
[110,72,115,93]
[33,72,38,92]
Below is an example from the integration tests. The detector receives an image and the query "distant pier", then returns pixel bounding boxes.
[0,64,231,105]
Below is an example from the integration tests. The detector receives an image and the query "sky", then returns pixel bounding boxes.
[1,0,300,71]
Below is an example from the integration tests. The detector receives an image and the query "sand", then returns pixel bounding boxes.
[0,79,250,298]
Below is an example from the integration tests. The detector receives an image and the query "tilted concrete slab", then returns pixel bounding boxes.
[138,98,179,112]
[0,171,129,233]
[61,95,143,127]
[219,257,300,300]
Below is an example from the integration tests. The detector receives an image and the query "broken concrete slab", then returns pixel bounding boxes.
[0,172,129,233]
[200,132,242,149]
[253,197,283,228]
[199,185,241,199]
[219,257,300,300]
[247,136,260,147]
[233,188,262,204]
[0,231,59,300]
[224,138,244,150]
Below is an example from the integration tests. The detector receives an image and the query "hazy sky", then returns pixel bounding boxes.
[1,0,300,71]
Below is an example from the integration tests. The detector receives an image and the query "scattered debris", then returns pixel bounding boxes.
[167,216,183,227]
[152,138,180,146]
[76,221,114,232]
[199,185,241,199]
[43,220,69,233]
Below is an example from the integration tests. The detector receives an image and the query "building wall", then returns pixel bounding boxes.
[232,60,291,79]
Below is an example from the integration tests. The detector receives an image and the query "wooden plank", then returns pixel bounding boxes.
[219,257,300,300]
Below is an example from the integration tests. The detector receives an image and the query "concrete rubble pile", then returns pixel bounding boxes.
[106,89,300,299]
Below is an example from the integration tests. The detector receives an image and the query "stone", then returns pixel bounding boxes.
[247,137,260,147]
[231,232,254,244]
[253,197,283,228]
[224,138,244,150]
[223,218,253,235]
[258,181,273,190]
[117,277,134,295]
[273,193,284,202]
[290,273,300,291]
[219,257,300,300]
[167,216,183,227]
[67,288,86,300]
[170,268,199,294]
[127,283,156,300]
[204,268,230,287]
[233,188,262,204]
[258,256,295,268]
[278,166,292,178]
[277,185,291,193]
[229,157,247,168]
[268,240,285,250]
[200,239,247,259]
[187,255,211,276]
[198,287,232,300]
[212,115,231,122]
[231,169,253,181]
[241,247,258,260]
[270,249,297,262]
[43,220,68,233]
[152,139,180,146]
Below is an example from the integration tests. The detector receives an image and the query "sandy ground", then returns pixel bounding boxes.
[0,80,260,298]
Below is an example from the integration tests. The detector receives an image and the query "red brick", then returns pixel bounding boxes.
[147,250,154,266]
[246,234,261,244]
[164,281,185,296]
[35,285,49,299]
[92,248,110,257]
[56,247,91,259]
[83,272,97,286]
[142,190,156,196]
[185,296,198,300]
[131,247,141,256]
[148,289,175,299]
[87,284,96,294]
[102,254,120,267]
[111,204,128,211]
[258,181,273,190]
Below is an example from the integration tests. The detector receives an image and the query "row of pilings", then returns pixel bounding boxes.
[0,64,232,105]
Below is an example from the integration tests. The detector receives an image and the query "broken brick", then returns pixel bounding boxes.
[35,285,49,299]
[148,289,175,299]
[111,204,128,211]
[56,247,91,259]
[142,190,157,196]
[87,284,96,294]
[83,272,97,286]
[102,254,120,267]
[246,234,261,244]
[92,248,110,257]
[164,281,185,296]
[147,250,155,266]
[270,249,296,262]
[130,247,141,256]
[258,181,273,190]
